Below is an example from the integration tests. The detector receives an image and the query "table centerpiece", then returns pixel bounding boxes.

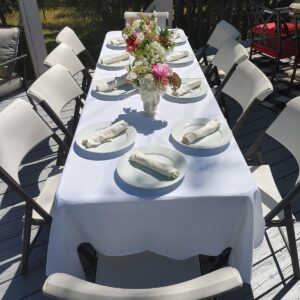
[123,13,181,117]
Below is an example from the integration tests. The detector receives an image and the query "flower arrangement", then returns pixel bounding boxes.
[123,13,175,62]
[123,12,181,116]
[127,60,181,93]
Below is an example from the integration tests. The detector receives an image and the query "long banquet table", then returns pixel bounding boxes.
[46,30,265,284]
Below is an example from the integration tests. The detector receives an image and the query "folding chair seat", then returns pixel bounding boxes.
[56,26,96,70]
[217,60,273,134]
[27,64,85,142]
[195,20,240,66]
[44,43,92,93]
[246,96,300,278]
[0,98,68,274]
[124,11,169,28]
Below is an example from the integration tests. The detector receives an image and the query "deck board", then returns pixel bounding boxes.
[1,69,300,299]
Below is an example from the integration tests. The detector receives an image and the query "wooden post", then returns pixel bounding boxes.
[17,0,47,77]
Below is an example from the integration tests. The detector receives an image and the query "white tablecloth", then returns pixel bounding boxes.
[46,31,265,283]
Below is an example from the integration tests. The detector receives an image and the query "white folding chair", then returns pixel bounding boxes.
[27,64,84,141]
[0,98,68,275]
[44,43,92,93]
[56,26,96,70]
[217,59,273,134]
[204,38,248,92]
[124,11,169,28]
[245,96,300,279]
[196,20,240,65]
[43,265,242,300]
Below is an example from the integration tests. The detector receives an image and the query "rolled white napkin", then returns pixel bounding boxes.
[82,120,128,148]
[290,3,300,9]
[182,119,221,145]
[166,51,189,62]
[111,37,126,46]
[173,79,202,96]
[100,52,130,65]
[129,151,180,179]
[96,78,128,92]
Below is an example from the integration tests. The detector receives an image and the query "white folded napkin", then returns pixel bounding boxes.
[290,3,300,9]
[182,119,221,145]
[82,120,128,148]
[96,77,128,92]
[166,51,189,62]
[171,28,181,39]
[173,79,202,96]
[129,151,180,179]
[111,37,126,46]
[100,52,130,65]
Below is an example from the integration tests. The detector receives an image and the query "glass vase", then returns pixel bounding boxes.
[139,88,161,117]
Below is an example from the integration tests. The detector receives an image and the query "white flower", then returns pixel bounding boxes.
[126,72,137,81]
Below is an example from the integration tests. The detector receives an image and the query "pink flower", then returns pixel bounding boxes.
[151,64,173,79]
[161,77,169,86]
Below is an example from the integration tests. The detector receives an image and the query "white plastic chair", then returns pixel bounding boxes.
[43,266,242,300]
[218,59,273,134]
[0,98,67,275]
[56,26,96,70]
[27,64,84,141]
[205,38,248,92]
[196,20,240,65]
[124,11,169,28]
[245,96,300,279]
[44,43,92,93]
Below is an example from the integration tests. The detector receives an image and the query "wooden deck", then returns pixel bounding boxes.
[1,62,300,299]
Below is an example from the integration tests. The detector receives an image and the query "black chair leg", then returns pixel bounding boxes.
[21,205,32,275]
[265,231,286,284]
[285,207,300,279]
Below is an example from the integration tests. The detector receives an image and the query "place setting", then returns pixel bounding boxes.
[170,28,188,45]
[97,51,133,70]
[170,117,233,155]
[164,78,208,103]
[74,120,137,159]
[116,146,187,194]
[166,50,194,67]
[106,36,126,49]
[91,75,137,100]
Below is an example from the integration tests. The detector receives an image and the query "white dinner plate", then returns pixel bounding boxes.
[76,121,137,154]
[106,38,127,49]
[117,146,187,189]
[171,118,233,150]
[92,77,135,97]
[98,54,133,69]
[165,78,208,101]
[167,52,194,67]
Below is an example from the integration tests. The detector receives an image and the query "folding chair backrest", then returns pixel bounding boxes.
[222,60,273,113]
[27,64,84,117]
[0,98,53,183]
[56,27,86,55]
[0,27,20,78]
[124,11,169,28]
[211,39,248,74]
[207,20,240,50]
[44,43,85,76]
[266,97,300,183]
